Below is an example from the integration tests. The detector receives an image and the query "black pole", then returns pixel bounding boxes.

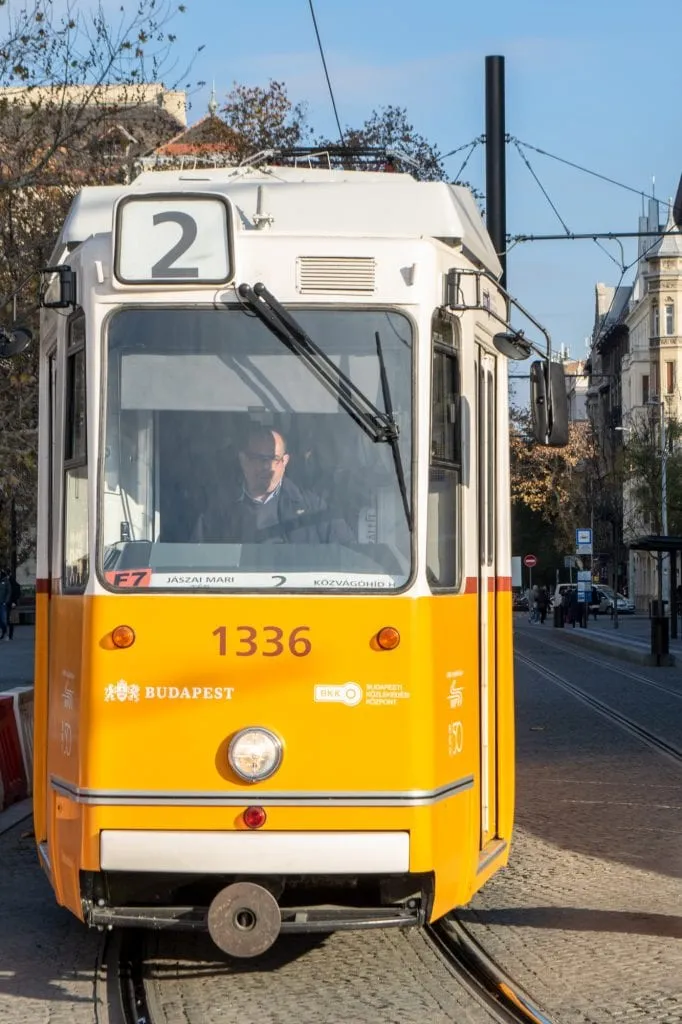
[485,55,507,288]
[9,498,17,576]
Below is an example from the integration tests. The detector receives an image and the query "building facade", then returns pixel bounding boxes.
[588,198,682,608]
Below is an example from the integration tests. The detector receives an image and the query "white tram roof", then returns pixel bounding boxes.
[54,166,502,277]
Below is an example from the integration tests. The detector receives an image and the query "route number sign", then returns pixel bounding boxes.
[114,193,233,285]
[523,554,537,568]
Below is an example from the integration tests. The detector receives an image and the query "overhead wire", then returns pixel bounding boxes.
[510,136,671,209]
[592,223,680,347]
[510,137,571,236]
[451,138,482,185]
[306,0,345,146]
[498,134,682,351]
[441,135,485,160]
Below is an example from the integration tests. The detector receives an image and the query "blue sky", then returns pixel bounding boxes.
[173,0,681,371]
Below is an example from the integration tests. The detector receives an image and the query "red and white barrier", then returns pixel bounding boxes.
[0,688,33,810]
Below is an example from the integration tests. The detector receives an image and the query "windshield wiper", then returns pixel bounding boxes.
[237,282,398,444]
[374,330,411,529]
[238,282,412,530]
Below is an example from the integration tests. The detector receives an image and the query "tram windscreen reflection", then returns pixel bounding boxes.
[101,307,413,591]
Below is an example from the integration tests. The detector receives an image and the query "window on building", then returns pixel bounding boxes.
[426,314,461,590]
[666,361,675,395]
[651,305,660,337]
[64,312,89,592]
[665,303,675,336]
[651,363,659,399]
[642,374,649,406]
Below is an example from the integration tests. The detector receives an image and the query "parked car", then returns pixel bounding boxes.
[512,592,529,612]
[548,581,622,610]
[593,585,635,614]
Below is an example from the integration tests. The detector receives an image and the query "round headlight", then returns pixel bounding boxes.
[228,727,282,783]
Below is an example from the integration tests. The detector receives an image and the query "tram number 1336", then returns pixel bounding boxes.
[212,625,311,658]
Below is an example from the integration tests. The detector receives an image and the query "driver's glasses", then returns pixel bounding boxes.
[243,452,286,466]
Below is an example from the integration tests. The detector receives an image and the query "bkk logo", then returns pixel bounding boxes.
[313,683,363,707]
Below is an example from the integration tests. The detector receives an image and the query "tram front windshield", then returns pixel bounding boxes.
[101,307,413,591]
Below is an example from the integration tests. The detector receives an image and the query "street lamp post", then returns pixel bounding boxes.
[645,398,669,610]
[660,400,669,609]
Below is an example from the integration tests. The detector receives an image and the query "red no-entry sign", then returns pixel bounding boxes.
[523,554,537,568]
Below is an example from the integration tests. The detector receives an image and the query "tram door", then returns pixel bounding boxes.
[477,350,498,846]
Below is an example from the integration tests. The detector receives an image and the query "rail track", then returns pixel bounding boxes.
[520,630,682,700]
[515,649,682,767]
[113,917,553,1024]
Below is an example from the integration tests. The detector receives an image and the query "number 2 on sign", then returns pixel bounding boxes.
[212,625,311,657]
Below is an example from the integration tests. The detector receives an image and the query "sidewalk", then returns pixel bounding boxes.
[0,625,35,690]
[530,611,681,666]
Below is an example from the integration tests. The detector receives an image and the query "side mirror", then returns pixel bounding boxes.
[40,265,77,309]
[530,360,569,446]
[0,326,32,358]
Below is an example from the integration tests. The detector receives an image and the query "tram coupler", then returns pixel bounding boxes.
[207,881,281,958]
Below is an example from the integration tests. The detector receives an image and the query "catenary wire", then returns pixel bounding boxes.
[507,139,627,272]
[441,136,485,160]
[510,136,672,208]
[452,139,481,184]
[306,0,345,145]
[510,137,571,235]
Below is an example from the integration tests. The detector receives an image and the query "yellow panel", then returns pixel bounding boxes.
[36,589,514,923]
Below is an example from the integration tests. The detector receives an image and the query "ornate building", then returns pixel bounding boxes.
[588,198,682,607]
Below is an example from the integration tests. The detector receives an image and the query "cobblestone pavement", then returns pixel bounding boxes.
[462,623,682,1024]
[142,929,500,1024]
[0,814,107,1024]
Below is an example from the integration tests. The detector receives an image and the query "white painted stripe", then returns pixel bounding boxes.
[100,830,410,874]
[52,774,474,807]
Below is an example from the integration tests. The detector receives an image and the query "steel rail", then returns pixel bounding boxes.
[518,630,682,700]
[427,916,555,1023]
[117,932,155,1024]
[109,915,553,1023]
[516,651,682,766]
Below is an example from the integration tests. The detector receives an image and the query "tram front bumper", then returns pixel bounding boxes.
[100,828,410,874]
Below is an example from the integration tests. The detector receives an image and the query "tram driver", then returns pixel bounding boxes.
[192,425,354,545]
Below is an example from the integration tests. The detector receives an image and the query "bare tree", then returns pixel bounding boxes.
[221,80,310,163]
[318,105,445,182]
[0,0,199,570]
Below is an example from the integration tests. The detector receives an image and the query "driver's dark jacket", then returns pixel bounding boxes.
[194,477,354,545]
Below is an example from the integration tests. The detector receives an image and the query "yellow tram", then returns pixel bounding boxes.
[33,163,566,956]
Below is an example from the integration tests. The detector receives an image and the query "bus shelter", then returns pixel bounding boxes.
[629,535,682,647]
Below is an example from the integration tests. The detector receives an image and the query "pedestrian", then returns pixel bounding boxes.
[531,584,540,623]
[561,588,571,626]
[538,586,549,624]
[0,570,10,641]
[4,570,20,640]
[567,587,579,628]
[589,587,600,622]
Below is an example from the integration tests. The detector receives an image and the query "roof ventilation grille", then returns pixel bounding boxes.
[297,256,376,294]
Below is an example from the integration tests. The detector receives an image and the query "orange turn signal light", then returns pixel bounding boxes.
[376,626,400,651]
[111,624,136,649]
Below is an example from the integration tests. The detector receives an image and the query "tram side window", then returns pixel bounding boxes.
[63,314,89,591]
[427,337,461,591]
